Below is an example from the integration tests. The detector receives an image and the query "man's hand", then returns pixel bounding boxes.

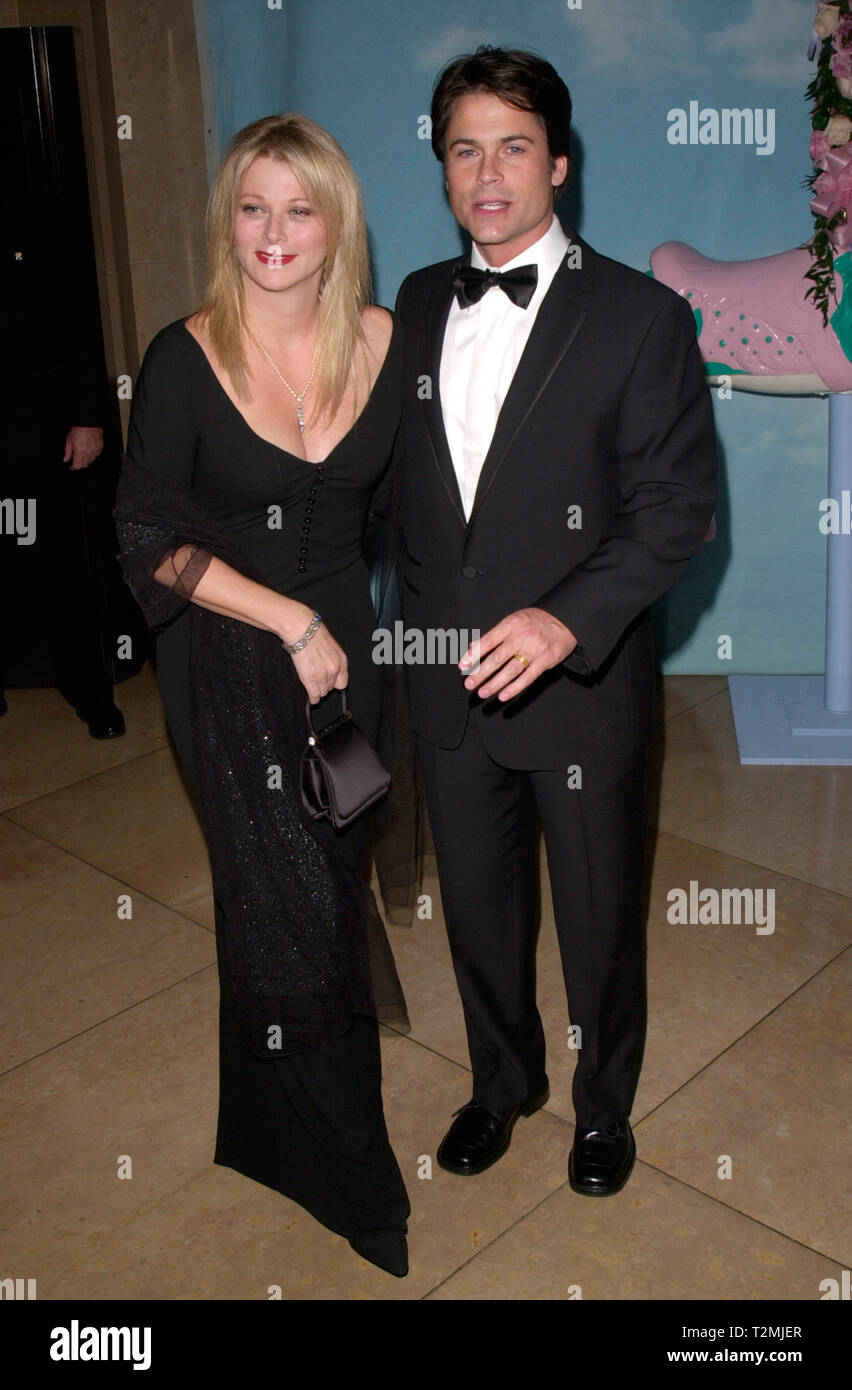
[460,607,578,701]
[64,426,103,470]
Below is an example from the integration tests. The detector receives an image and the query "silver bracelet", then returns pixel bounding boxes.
[282,610,322,654]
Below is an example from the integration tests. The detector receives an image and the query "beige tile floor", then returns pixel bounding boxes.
[1,666,849,1300]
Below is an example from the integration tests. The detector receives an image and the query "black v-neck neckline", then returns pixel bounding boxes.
[181,315,397,466]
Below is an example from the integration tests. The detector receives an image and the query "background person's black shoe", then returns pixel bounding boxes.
[0,692,6,716]
[437,1077,549,1176]
[78,702,126,739]
[568,1119,636,1196]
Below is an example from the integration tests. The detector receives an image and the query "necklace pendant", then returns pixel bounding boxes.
[296,404,305,433]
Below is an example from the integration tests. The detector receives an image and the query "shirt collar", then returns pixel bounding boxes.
[469,216,571,280]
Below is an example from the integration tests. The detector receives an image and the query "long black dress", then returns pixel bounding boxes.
[122,316,410,1240]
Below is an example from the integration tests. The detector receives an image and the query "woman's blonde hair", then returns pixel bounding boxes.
[196,113,371,426]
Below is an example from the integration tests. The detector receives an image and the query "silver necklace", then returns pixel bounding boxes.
[249,328,317,433]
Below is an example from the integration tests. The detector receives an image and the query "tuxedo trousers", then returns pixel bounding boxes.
[0,450,113,713]
[417,703,650,1129]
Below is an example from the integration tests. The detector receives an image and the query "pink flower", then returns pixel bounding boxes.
[811,128,833,167]
[830,47,852,80]
[835,13,852,44]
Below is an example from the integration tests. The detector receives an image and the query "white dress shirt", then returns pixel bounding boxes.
[440,216,572,520]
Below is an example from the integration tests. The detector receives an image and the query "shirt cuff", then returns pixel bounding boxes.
[562,641,593,677]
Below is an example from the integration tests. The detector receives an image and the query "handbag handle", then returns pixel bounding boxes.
[305,688,351,743]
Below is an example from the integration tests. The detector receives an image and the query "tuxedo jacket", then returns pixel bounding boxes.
[392,227,718,770]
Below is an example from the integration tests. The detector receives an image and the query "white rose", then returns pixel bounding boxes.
[814,3,841,39]
[839,75,852,100]
[826,113,852,145]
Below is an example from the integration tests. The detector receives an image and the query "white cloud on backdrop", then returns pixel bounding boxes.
[725,404,827,466]
[572,0,812,88]
[706,0,815,87]
[413,26,491,73]
[569,0,702,78]
[412,1,813,89]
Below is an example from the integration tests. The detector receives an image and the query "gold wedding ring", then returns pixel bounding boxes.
[513,653,530,669]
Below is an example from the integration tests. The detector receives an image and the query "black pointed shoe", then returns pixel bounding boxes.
[348,1229,408,1278]
[78,702,126,739]
[568,1119,636,1196]
[437,1077,550,1176]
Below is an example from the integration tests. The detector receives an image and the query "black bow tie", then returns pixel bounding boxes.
[452,262,538,310]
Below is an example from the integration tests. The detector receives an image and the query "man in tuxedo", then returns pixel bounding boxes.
[393,48,717,1194]
[0,192,124,737]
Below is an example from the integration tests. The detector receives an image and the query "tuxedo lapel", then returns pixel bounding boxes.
[467,235,595,524]
[419,265,466,524]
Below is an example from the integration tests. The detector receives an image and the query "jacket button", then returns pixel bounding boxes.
[461,566,477,579]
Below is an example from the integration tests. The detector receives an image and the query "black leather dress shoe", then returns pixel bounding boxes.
[78,702,126,739]
[0,692,6,716]
[437,1077,549,1176]
[568,1120,636,1196]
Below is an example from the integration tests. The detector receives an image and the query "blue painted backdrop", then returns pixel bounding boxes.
[200,0,828,675]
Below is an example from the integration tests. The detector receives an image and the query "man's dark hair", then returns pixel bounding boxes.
[430,46,572,197]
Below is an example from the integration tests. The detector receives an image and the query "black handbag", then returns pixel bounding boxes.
[300,689,391,828]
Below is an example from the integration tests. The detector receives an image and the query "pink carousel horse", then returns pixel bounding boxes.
[650,241,852,394]
[649,196,852,757]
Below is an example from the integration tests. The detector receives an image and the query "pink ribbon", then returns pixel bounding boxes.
[810,140,852,221]
[809,141,852,249]
[830,215,852,251]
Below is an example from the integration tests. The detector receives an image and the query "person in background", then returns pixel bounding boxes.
[0,191,124,737]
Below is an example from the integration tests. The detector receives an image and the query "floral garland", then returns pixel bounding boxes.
[806,1,852,325]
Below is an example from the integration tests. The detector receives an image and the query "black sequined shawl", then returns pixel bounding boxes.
[114,454,408,1061]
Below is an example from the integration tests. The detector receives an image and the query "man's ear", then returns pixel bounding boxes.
[551,153,569,190]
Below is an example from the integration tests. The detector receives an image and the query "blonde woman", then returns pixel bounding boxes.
[116,115,410,1277]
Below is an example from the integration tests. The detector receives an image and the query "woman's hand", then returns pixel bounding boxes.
[281,601,348,704]
[149,560,349,705]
